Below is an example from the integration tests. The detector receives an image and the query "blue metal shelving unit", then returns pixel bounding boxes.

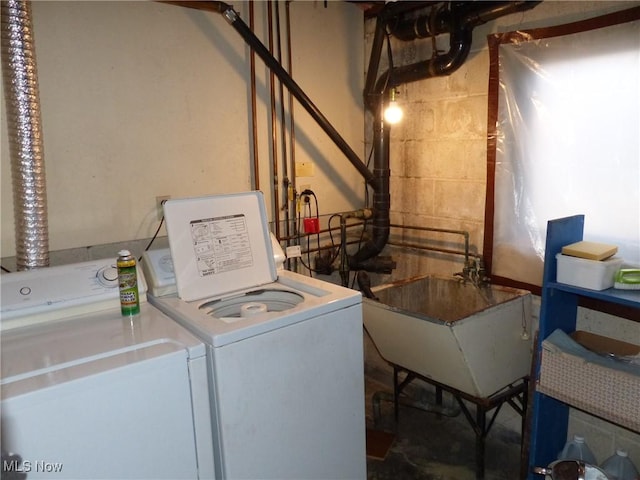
[527,215,640,478]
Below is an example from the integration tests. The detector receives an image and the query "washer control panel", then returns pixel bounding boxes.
[0,258,147,328]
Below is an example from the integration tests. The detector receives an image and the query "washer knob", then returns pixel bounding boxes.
[97,265,119,287]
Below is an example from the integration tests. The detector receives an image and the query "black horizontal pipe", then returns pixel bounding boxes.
[368,1,541,104]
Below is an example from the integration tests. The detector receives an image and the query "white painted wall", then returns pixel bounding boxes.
[1,0,365,259]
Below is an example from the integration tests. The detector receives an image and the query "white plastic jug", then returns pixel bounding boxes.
[558,435,597,465]
[600,449,639,480]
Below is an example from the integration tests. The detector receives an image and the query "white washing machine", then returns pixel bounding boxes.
[144,192,366,480]
[1,259,215,479]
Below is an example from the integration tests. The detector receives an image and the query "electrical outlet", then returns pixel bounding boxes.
[156,195,170,220]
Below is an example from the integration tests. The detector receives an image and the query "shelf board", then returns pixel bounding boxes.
[546,281,640,309]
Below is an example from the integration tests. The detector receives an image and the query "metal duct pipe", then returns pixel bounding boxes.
[1,0,49,270]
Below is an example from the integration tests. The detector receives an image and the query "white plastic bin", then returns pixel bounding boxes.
[556,253,623,290]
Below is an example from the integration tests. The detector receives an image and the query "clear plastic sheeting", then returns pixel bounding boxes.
[490,15,640,286]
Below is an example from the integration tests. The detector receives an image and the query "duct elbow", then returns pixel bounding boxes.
[386,4,449,41]
[348,223,390,270]
[428,29,472,76]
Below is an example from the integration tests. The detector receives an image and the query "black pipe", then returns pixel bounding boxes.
[249,1,260,191]
[356,271,378,301]
[161,1,375,187]
[375,2,540,94]
[220,4,377,188]
[386,2,449,41]
[388,2,539,42]
[339,215,349,287]
[349,102,389,268]
[355,0,540,268]
[363,15,389,112]
[371,27,472,96]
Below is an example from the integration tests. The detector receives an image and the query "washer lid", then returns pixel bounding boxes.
[164,192,276,302]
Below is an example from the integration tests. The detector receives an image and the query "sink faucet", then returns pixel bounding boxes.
[455,256,490,287]
[476,257,489,285]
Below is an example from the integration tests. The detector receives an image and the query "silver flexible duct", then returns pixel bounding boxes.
[1,0,49,269]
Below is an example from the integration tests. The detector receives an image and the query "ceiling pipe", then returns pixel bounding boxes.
[367,1,541,108]
[350,1,540,271]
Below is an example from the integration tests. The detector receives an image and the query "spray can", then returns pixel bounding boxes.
[117,250,140,316]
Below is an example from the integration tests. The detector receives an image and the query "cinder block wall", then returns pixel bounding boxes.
[366,1,639,280]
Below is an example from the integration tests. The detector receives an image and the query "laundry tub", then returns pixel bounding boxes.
[363,274,533,398]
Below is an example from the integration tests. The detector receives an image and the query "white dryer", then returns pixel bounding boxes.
[1,259,215,479]
[145,192,366,480]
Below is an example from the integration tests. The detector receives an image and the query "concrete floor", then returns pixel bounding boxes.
[364,375,525,480]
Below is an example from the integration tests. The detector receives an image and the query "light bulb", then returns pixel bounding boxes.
[384,101,403,124]
[383,87,403,124]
